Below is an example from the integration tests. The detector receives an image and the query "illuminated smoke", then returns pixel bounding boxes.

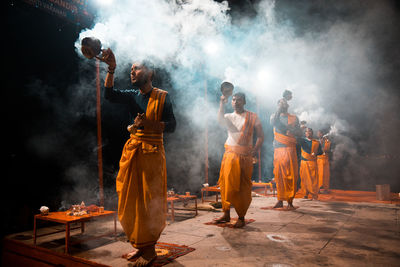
[73,0,400,192]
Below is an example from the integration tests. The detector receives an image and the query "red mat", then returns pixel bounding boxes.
[260,206,298,211]
[122,242,195,266]
[204,218,255,228]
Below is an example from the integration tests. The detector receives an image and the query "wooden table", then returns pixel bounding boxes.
[201,186,221,203]
[166,197,180,222]
[33,210,117,254]
[252,182,276,196]
[167,195,198,222]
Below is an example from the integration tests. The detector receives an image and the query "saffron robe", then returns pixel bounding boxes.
[273,114,299,202]
[317,139,331,190]
[116,88,168,248]
[298,138,322,198]
[218,111,259,217]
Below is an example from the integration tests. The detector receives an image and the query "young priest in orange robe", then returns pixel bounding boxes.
[270,98,302,209]
[298,128,323,200]
[215,92,264,228]
[101,48,176,266]
[317,130,331,193]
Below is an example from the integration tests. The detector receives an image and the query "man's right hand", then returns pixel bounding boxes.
[98,48,116,69]
[133,113,146,128]
[127,124,136,134]
[220,95,228,104]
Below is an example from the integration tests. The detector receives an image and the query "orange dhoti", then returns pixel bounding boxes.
[299,160,319,199]
[116,135,167,248]
[218,145,253,217]
[317,154,330,190]
[273,146,298,202]
[116,88,168,249]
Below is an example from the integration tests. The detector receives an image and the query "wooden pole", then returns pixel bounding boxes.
[204,78,209,184]
[257,98,262,182]
[96,59,104,207]
[258,149,262,182]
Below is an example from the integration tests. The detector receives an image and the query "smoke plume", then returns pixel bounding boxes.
[71,0,400,194]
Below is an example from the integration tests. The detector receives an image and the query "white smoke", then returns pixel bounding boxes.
[74,0,400,191]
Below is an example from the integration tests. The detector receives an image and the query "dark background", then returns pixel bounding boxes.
[4,0,400,239]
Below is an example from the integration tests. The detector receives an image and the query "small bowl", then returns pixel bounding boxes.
[81,37,102,59]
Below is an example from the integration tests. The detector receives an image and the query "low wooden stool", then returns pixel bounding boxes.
[167,195,198,222]
[252,182,276,196]
[201,186,221,203]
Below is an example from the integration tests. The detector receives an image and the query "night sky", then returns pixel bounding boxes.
[4,0,400,238]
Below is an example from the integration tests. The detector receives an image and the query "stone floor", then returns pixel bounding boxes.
[6,194,400,266]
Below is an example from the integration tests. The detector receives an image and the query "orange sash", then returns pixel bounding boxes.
[132,88,166,144]
[237,111,257,146]
[273,113,297,146]
[274,130,297,147]
[322,139,331,153]
[224,144,252,155]
[301,139,319,161]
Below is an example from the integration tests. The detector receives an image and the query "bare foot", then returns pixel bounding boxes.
[214,211,230,223]
[126,249,143,260]
[132,255,156,267]
[132,246,156,266]
[233,218,245,228]
[273,201,283,208]
[287,199,295,209]
[286,203,296,210]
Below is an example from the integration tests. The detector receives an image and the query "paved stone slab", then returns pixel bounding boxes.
[6,195,400,266]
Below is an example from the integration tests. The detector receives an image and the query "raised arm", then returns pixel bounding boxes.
[100,48,137,104]
[270,108,282,127]
[270,102,287,133]
[100,48,117,88]
[218,95,237,132]
[287,116,303,137]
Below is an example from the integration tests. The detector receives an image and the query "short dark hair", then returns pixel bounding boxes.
[233,92,246,103]
[306,127,313,133]
[283,90,292,98]
[141,59,156,81]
